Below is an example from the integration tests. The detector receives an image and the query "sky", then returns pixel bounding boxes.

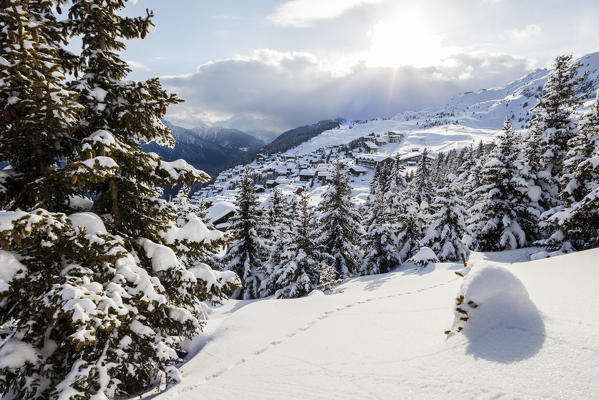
[119,0,599,135]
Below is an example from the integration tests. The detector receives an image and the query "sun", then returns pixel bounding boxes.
[366,5,449,68]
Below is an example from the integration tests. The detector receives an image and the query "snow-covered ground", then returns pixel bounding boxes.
[153,248,599,400]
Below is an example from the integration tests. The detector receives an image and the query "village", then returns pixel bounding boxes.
[193,130,436,231]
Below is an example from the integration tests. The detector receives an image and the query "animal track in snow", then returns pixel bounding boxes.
[161,277,459,398]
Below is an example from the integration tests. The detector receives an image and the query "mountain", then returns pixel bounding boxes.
[189,126,265,152]
[143,121,265,176]
[234,119,345,165]
[260,119,345,155]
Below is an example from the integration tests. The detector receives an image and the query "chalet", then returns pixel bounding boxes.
[349,165,367,176]
[374,136,388,146]
[399,151,434,167]
[275,166,289,177]
[275,177,291,186]
[265,179,277,188]
[388,131,402,143]
[299,169,316,181]
[317,170,331,183]
[206,200,236,232]
[364,141,379,153]
[355,154,392,169]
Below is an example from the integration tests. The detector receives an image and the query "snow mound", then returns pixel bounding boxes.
[68,212,108,235]
[408,246,438,267]
[163,217,223,245]
[450,264,545,362]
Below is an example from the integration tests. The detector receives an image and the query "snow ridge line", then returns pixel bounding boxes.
[161,276,460,398]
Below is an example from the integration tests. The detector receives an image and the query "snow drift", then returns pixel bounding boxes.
[450,263,545,362]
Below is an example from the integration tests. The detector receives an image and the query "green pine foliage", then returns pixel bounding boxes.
[0,1,239,398]
[267,191,321,298]
[466,119,537,251]
[314,161,363,279]
[421,179,470,262]
[360,182,400,275]
[410,148,435,205]
[547,92,599,251]
[223,168,269,299]
[526,54,584,211]
[0,0,82,211]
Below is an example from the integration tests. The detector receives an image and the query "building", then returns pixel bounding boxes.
[299,169,316,181]
[399,151,434,167]
[349,165,368,176]
[364,141,379,153]
[355,154,393,169]
[206,200,236,231]
[388,131,403,143]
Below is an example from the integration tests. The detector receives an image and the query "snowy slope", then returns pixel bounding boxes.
[289,51,599,158]
[154,248,599,400]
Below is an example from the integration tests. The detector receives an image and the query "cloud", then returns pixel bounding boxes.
[268,0,382,27]
[503,24,542,42]
[162,49,533,132]
[126,60,149,71]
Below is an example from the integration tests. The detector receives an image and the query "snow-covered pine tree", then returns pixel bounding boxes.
[525,54,584,212]
[361,182,399,275]
[165,184,226,268]
[265,187,289,242]
[410,148,435,206]
[466,119,537,251]
[315,161,363,279]
[0,0,82,211]
[546,91,599,251]
[223,167,269,299]
[1,2,239,398]
[66,0,200,240]
[268,191,321,298]
[421,178,470,262]
[389,180,426,263]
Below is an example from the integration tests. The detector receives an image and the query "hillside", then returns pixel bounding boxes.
[195,51,599,208]
[154,248,599,400]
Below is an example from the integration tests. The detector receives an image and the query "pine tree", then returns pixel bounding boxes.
[466,119,536,251]
[421,180,470,262]
[547,91,599,251]
[526,54,584,211]
[265,187,289,242]
[165,184,227,268]
[268,192,321,298]
[315,161,363,279]
[0,2,239,398]
[361,182,400,275]
[392,182,427,263]
[223,168,269,299]
[410,148,435,205]
[0,0,82,211]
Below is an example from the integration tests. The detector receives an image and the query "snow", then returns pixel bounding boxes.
[163,217,223,244]
[0,250,26,292]
[153,248,599,400]
[0,338,38,368]
[206,200,236,224]
[189,263,240,292]
[68,212,108,235]
[138,238,180,272]
[82,156,119,169]
[528,185,542,202]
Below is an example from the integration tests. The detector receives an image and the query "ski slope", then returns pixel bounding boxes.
[154,248,599,400]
